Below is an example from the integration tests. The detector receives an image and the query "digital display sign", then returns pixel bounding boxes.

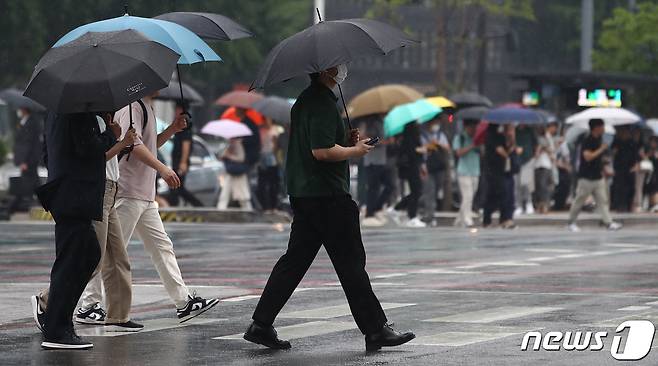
[522,91,540,106]
[577,88,622,107]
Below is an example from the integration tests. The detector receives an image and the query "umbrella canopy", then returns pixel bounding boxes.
[251,18,417,89]
[201,119,253,139]
[425,96,456,109]
[347,84,423,119]
[455,106,489,121]
[646,119,658,135]
[215,90,264,109]
[384,100,441,137]
[449,92,493,108]
[483,106,546,125]
[155,81,204,105]
[566,107,641,128]
[0,88,45,111]
[253,96,293,124]
[565,124,616,145]
[154,12,252,41]
[221,107,264,125]
[53,14,221,65]
[25,30,179,113]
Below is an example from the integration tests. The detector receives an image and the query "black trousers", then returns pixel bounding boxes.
[44,216,101,339]
[483,173,515,225]
[395,166,423,219]
[611,172,634,212]
[10,166,39,212]
[169,174,203,207]
[252,195,387,335]
[258,166,280,211]
[365,165,394,217]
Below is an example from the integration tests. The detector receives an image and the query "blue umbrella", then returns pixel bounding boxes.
[53,14,221,65]
[483,107,546,125]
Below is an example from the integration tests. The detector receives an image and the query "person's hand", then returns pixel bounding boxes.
[122,128,138,147]
[352,138,375,157]
[106,115,121,139]
[19,163,28,172]
[158,166,181,189]
[601,143,609,150]
[178,161,188,176]
[348,128,360,146]
[171,113,188,133]
[420,164,429,178]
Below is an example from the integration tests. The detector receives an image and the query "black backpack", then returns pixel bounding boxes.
[118,100,149,162]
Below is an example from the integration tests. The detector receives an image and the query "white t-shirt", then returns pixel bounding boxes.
[97,116,120,182]
[535,133,555,170]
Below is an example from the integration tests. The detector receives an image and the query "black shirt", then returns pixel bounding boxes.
[579,135,604,180]
[172,125,193,171]
[611,138,639,174]
[484,126,506,176]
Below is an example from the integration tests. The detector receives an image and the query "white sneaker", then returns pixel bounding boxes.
[514,207,523,218]
[386,208,403,225]
[525,202,535,215]
[567,223,581,232]
[607,222,623,231]
[405,217,427,228]
[362,217,385,227]
[374,210,388,223]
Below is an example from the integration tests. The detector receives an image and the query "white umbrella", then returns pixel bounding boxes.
[201,119,253,140]
[646,118,658,135]
[566,107,641,129]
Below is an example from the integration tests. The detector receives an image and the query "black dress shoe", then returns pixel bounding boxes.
[243,321,291,350]
[365,323,415,351]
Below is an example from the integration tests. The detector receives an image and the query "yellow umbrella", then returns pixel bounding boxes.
[347,84,423,119]
[425,96,456,108]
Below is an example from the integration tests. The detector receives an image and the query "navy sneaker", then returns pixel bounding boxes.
[105,320,144,332]
[42,330,93,350]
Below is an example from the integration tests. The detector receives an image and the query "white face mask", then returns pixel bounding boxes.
[16,110,24,119]
[332,64,348,85]
[430,124,440,133]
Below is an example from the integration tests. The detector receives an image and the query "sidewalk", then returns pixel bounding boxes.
[22,206,658,228]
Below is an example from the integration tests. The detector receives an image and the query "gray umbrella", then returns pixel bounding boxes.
[156,81,204,106]
[253,96,293,124]
[24,29,179,113]
[0,88,45,112]
[449,92,493,108]
[455,106,489,121]
[154,12,253,41]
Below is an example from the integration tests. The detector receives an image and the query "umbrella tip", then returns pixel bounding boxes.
[123,4,129,15]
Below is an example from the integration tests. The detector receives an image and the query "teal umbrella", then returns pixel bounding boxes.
[384,100,441,137]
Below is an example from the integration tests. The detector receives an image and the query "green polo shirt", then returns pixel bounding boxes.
[286,81,349,197]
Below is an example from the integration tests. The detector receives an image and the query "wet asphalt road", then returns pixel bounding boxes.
[1,221,658,365]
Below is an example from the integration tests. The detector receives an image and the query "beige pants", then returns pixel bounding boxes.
[455,176,479,227]
[40,180,133,323]
[568,178,613,225]
[115,198,190,308]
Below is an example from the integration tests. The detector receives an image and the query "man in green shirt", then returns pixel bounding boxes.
[244,65,415,351]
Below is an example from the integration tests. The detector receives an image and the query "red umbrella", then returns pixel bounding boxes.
[215,90,264,109]
[473,122,488,146]
[221,106,265,125]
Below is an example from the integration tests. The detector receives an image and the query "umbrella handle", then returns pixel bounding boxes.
[337,83,353,130]
[176,64,192,121]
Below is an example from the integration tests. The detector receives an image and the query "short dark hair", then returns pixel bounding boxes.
[589,118,604,129]
[309,72,321,82]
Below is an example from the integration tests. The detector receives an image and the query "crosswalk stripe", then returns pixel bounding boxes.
[221,295,261,302]
[214,321,357,341]
[424,306,561,323]
[77,318,224,337]
[618,305,652,311]
[410,331,519,347]
[280,302,415,319]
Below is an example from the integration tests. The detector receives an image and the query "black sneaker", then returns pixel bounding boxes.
[105,320,144,333]
[176,293,220,323]
[42,330,93,350]
[30,295,46,333]
[74,303,106,325]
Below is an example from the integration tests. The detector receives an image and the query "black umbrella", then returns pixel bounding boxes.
[449,92,493,108]
[0,88,45,112]
[154,12,253,41]
[24,29,179,113]
[252,13,417,128]
[455,106,490,121]
[155,81,204,106]
[253,96,293,124]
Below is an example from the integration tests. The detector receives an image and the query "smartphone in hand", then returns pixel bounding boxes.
[366,137,380,146]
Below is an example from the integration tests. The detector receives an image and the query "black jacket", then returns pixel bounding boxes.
[39,113,116,221]
[13,114,43,167]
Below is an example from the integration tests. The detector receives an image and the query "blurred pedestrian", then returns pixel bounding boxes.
[32,113,142,335]
[553,138,572,211]
[453,119,480,227]
[169,102,203,207]
[567,119,622,232]
[235,107,262,210]
[534,122,558,214]
[11,107,43,213]
[610,126,639,212]
[34,112,114,349]
[632,128,650,212]
[219,137,252,210]
[258,117,281,213]
[114,95,219,322]
[246,66,414,351]
[361,115,393,227]
[515,124,537,215]
[396,122,426,228]
[421,117,450,226]
[645,136,658,212]
[483,124,519,229]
